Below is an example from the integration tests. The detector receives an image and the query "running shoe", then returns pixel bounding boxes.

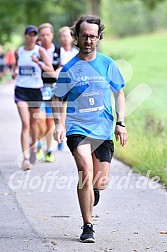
[80,223,95,243]
[94,188,100,206]
[21,159,30,171]
[36,147,45,160]
[57,142,64,151]
[30,148,37,164]
[45,151,55,162]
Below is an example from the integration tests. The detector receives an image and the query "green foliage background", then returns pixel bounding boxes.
[0,0,167,45]
[101,32,167,187]
[101,0,167,37]
[0,0,86,44]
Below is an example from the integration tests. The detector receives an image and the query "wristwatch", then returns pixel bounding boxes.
[116,121,126,127]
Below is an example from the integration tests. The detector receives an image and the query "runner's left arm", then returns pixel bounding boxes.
[113,89,128,147]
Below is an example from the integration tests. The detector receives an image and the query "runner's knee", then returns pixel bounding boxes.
[94,176,109,190]
[22,121,30,131]
[78,169,93,189]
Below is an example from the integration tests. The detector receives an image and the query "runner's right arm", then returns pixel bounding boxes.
[12,49,18,79]
[32,47,54,73]
[52,95,66,144]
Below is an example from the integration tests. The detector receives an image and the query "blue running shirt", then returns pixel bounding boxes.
[54,52,125,140]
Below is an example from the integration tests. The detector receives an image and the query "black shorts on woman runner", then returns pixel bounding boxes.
[14,86,42,108]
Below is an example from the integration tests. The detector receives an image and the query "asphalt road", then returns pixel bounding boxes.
[0,82,167,252]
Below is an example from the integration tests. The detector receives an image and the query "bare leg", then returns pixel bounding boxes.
[92,153,110,190]
[29,107,40,146]
[17,101,30,159]
[45,117,54,150]
[37,111,46,141]
[73,144,94,225]
[28,107,41,164]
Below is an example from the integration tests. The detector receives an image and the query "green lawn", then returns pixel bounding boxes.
[101,32,167,187]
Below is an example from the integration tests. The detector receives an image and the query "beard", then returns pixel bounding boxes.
[81,42,95,54]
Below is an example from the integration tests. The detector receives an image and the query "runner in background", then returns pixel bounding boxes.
[0,45,5,81]
[57,26,78,150]
[59,26,78,66]
[12,25,53,170]
[37,23,61,162]
[5,49,16,72]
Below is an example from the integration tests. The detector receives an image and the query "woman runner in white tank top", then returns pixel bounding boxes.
[13,25,53,171]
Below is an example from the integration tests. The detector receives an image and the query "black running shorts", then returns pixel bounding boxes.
[14,86,42,108]
[67,134,114,163]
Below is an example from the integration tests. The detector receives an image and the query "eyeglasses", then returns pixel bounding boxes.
[79,34,99,41]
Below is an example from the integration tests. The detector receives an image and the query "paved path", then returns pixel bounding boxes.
[0,82,167,252]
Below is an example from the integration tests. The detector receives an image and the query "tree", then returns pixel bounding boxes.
[86,0,101,15]
[0,0,86,44]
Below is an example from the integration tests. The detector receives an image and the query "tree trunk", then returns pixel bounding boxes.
[86,0,101,16]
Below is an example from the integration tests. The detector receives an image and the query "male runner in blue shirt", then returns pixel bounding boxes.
[52,15,128,243]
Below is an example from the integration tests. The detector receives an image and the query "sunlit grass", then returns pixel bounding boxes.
[101,32,167,187]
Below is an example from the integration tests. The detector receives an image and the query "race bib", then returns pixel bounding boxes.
[19,66,35,76]
[78,91,104,113]
[42,86,53,100]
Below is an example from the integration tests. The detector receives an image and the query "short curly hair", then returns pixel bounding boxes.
[71,15,105,44]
